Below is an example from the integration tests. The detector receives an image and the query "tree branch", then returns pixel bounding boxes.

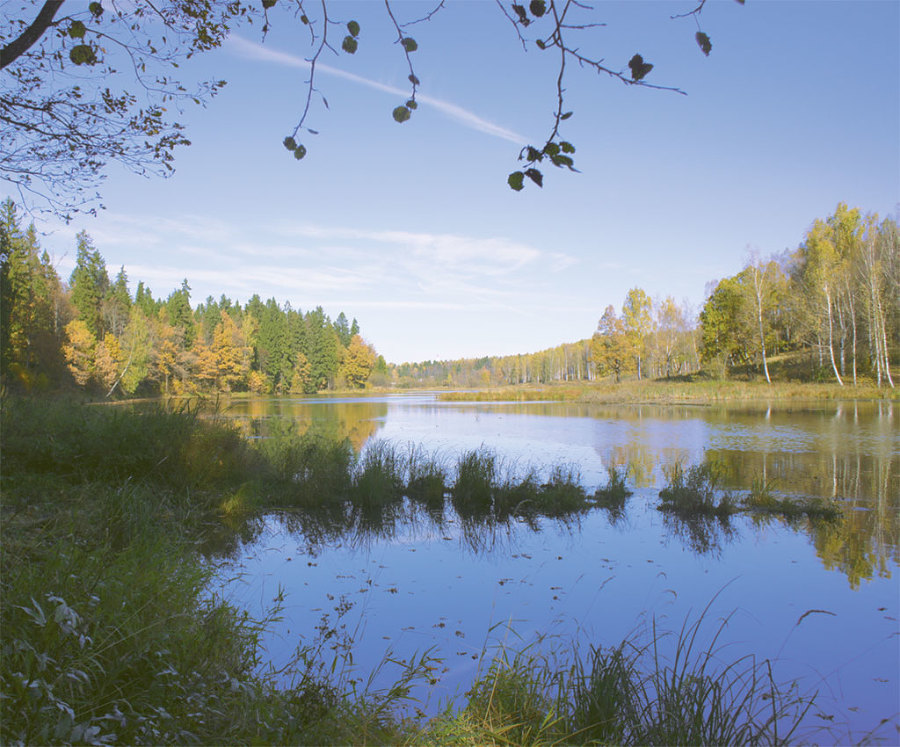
[0,0,64,71]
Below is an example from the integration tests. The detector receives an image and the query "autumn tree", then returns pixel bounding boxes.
[62,319,96,387]
[212,310,250,391]
[794,204,867,386]
[622,287,654,380]
[742,255,776,384]
[340,334,377,389]
[699,275,750,376]
[118,306,153,395]
[653,296,691,378]
[592,305,628,382]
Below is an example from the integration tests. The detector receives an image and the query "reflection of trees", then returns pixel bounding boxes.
[705,445,897,589]
[224,397,388,451]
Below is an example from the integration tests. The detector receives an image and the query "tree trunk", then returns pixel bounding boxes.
[825,285,844,386]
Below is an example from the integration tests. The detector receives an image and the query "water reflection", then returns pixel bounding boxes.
[225,396,388,451]
[216,394,897,587]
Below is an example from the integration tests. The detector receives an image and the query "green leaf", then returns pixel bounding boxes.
[347,20,360,37]
[542,142,560,157]
[524,168,543,187]
[408,74,420,86]
[695,31,712,56]
[512,4,529,25]
[529,0,546,17]
[551,154,575,169]
[507,171,525,191]
[560,141,575,154]
[293,145,307,160]
[406,99,417,110]
[525,146,542,162]
[342,36,358,54]
[68,21,86,39]
[69,44,97,66]
[535,39,546,50]
[401,37,418,52]
[89,2,103,17]
[262,0,276,8]
[283,136,297,151]
[301,14,309,24]
[560,111,573,120]
[628,53,653,81]
[392,105,411,123]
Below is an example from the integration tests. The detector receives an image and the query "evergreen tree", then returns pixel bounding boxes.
[69,231,109,339]
[1,200,66,387]
[333,311,351,347]
[104,266,132,338]
[134,281,160,318]
[305,306,340,390]
[164,279,195,345]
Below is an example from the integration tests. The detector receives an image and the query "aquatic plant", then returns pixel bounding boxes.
[658,461,738,518]
[405,444,449,515]
[593,465,633,511]
[744,478,842,521]
[451,449,498,520]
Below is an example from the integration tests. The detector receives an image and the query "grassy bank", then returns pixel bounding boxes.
[438,377,898,404]
[2,397,815,744]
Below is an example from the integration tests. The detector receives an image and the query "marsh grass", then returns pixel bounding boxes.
[438,378,895,404]
[593,465,633,513]
[658,461,738,519]
[424,605,813,746]
[406,445,449,516]
[744,478,842,521]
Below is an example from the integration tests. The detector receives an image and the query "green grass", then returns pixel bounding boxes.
[743,478,842,522]
[421,606,813,746]
[593,465,633,513]
[658,461,738,519]
[2,397,826,744]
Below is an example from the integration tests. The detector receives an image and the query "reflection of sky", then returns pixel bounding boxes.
[217,394,898,742]
[221,499,898,743]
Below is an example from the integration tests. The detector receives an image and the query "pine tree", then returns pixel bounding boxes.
[69,232,109,339]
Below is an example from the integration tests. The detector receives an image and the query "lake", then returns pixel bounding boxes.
[214,393,898,742]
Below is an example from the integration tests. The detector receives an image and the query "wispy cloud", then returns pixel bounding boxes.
[226,35,527,144]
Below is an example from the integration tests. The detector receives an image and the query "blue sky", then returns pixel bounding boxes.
[32,1,900,364]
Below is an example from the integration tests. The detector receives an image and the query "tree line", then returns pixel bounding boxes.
[2,201,895,394]
[391,204,897,389]
[0,199,383,396]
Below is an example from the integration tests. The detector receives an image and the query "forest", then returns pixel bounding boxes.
[1,200,897,396]
[0,199,385,396]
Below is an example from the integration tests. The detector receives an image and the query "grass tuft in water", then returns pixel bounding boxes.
[744,478,842,521]
[406,445,449,515]
[452,449,498,520]
[593,465,633,514]
[658,461,738,519]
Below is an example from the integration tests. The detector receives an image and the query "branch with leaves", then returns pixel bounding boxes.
[1,0,741,218]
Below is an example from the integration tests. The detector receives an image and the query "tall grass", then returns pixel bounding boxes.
[658,461,738,518]
[423,606,813,746]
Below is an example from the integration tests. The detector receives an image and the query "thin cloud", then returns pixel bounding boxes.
[227,35,527,144]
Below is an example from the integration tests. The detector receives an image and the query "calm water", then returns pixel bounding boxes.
[216,394,898,742]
